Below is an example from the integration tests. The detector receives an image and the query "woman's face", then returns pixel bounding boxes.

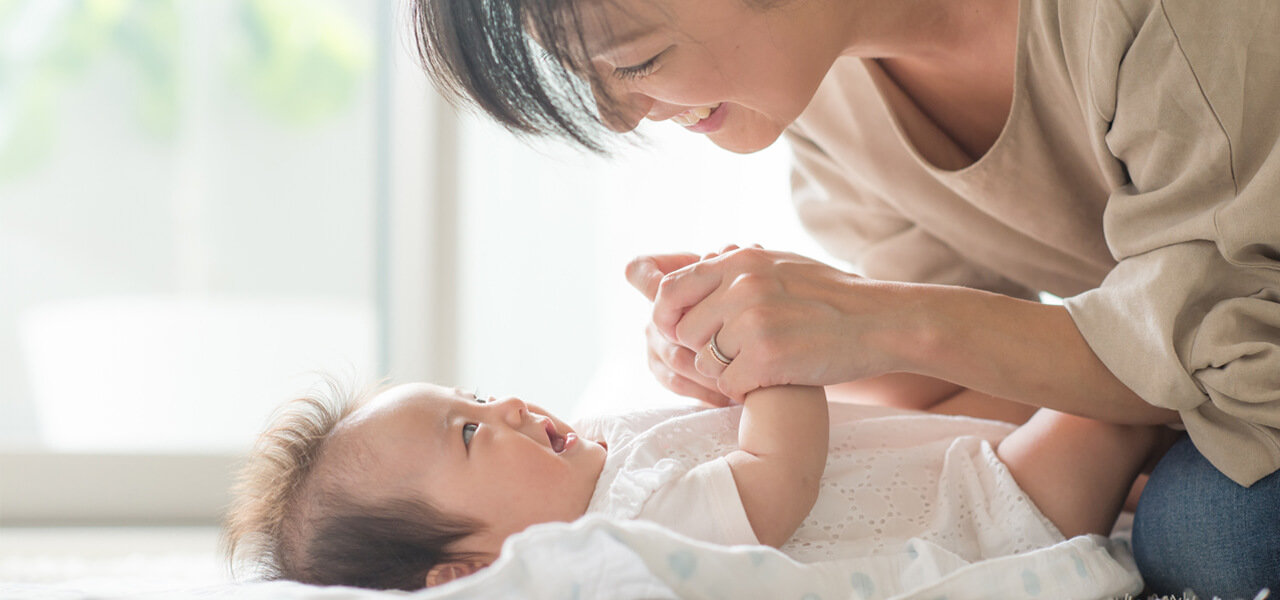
[580,0,843,153]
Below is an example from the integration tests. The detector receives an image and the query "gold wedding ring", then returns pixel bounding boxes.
[708,331,733,367]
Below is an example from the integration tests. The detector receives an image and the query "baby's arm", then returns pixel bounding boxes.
[724,385,828,547]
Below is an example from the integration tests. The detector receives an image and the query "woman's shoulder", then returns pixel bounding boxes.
[1055,0,1275,121]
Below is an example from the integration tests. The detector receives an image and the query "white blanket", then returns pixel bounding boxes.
[2,515,1142,600]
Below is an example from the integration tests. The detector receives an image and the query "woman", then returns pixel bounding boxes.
[411,0,1280,595]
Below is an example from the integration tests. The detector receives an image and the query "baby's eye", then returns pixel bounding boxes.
[462,423,478,446]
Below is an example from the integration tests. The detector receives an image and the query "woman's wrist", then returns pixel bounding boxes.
[841,278,944,377]
[882,282,1179,424]
[886,283,1050,396]
[894,283,992,379]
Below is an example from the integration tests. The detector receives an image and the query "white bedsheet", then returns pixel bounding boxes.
[1,515,1142,599]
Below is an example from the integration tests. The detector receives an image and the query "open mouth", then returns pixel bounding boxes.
[544,420,566,453]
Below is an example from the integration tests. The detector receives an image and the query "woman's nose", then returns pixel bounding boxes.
[597,91,654,133]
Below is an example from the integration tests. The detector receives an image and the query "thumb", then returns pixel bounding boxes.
[626,253,699,301]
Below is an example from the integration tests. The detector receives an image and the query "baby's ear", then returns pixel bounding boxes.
[424,560,488,587]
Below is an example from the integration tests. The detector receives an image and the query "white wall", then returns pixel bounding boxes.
[453,119,840,417]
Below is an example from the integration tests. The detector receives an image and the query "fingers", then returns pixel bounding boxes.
[628,244,757,305]
[700,325,768,403]
[701,331,758,403]
[652,260,726,343]
[646,323,733,406]
[652,245,771,344]
[667,371,734,407]
[626,253,699,301]
[716,363,759,404]
[701,244,740,261]
[673,281,731,367]
[692,330,733,380]
[633,245,771,405]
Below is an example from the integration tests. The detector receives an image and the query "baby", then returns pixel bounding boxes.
[222,379,1162,591]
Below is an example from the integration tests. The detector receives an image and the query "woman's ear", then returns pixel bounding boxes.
[424,560,489,587]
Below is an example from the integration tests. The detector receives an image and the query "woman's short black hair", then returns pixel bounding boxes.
[409,0,626,154]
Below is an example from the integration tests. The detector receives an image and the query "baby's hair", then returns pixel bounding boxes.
[221,376,483,591]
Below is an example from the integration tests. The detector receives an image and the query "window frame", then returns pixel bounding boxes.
[0,4,457,527]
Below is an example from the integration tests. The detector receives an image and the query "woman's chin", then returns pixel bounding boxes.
[707,125,786,154]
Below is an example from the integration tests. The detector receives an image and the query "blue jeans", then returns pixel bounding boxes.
[1133,434,1280,598]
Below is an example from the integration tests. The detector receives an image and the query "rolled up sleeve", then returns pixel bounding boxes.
[1064,0,1280,486]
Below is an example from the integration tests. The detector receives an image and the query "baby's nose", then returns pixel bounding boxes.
[492,396,528,427]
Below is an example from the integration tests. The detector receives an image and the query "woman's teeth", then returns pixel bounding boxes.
[672,103,721,127]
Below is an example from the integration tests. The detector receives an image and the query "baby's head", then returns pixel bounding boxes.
[223,381,608,590]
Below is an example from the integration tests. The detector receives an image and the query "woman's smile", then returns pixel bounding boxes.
[674,103,728,133]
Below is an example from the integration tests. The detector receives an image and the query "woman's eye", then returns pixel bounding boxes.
[613,51,664,81]
[462,423,478,446]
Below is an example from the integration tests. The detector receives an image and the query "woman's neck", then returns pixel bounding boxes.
[835,0,1019,68]
[819,0,1019,161]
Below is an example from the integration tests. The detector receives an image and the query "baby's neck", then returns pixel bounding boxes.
[578,439,609,517]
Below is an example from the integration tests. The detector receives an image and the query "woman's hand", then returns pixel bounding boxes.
[646,247,906,402]
[631,248,1180,425]
[626,251,734,407]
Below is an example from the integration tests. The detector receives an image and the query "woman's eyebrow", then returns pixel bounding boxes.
[592,27,658,59]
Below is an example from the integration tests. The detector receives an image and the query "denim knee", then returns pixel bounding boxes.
[1132,435,1280,599]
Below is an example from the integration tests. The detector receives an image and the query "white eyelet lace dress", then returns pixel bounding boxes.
[575,403,1064,564]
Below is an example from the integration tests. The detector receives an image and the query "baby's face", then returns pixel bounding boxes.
[332,383,608,559]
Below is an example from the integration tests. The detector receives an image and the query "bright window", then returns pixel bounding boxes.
[0,0,381,453]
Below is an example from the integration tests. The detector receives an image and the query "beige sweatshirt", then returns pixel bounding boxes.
[786,0,1280,486]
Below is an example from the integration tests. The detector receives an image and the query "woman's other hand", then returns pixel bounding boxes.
[652,248,902,402]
